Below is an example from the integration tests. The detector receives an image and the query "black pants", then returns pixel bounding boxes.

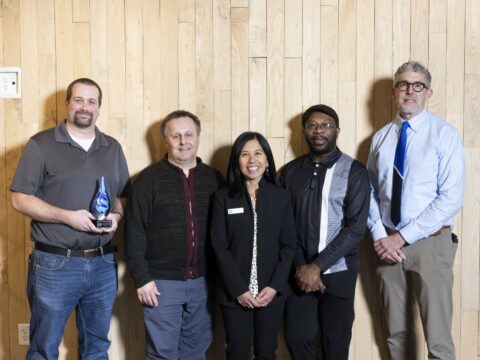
[284,291,355,360]
[221,300,285,360]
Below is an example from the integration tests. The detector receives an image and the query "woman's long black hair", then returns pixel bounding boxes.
[226,131,278,197]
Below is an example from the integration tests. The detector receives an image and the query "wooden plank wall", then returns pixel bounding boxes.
[0,0,478,358]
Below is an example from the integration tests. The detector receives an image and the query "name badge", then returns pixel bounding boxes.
[228,207,244,215]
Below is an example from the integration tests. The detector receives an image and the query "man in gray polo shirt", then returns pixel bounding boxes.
[10,78,130,359]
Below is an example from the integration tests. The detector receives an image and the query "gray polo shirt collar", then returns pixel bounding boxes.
[55,121,111,151]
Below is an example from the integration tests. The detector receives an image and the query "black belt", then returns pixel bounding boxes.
[34,242,117,259]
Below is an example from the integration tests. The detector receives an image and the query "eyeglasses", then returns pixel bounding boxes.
[305,122,337,132]
[394,81,429,92]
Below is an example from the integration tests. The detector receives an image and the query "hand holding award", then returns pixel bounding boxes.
[91,176,112,228]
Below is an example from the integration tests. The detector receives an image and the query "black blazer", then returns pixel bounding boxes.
[211,180,296,307]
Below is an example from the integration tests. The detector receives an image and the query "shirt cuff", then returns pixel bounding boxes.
[398,224,421,245]
[370,220,388,242]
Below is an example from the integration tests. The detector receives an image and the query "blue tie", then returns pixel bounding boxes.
[391,121,410,226]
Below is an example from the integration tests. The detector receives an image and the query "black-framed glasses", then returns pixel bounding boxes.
[305,122,337,132]
[395,81,429,92]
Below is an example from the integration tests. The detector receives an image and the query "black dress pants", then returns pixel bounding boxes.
[284,291,355,360]
[221,300,285,360]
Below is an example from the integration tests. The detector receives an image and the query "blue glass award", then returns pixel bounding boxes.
[91,176,112,228]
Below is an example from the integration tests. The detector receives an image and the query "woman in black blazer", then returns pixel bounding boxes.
[211,132,296,360]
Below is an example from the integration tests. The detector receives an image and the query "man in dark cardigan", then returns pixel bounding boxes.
[124,110,224,360]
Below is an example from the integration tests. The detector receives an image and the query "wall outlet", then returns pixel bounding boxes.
[18,324,29,345]
[0,67,21,98]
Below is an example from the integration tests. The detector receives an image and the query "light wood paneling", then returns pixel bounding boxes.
[428,32,447,119]
[20,0,39,127]
[143,0,162,134]
[0,12,7,360]
[73,22,91,78]
[337,81,356,164]
[463,148,480,310]
[231,0,248,8]
[90,0,109,124]
[411,0,429,65]
[179,21,196,112]
[159,0,179,124]
[373,0,392,143]
[231,7,249,139]
[213,90,231,174]
[248,0,266,58]
[178,0,195,22]
[125,0,145,173]
[4,1,27,359]
[37,0,57,132]
[338,0,355,82]
[1,1,480,359]
[213,0,231,91]
[461,311,479,360]
[72,0,89,23]
[392,0,410,66]
[428,0,447,119]
[107,0,126,120]
[466,0,480,75]
[355,0,374,150]
[249,57,267,135]
[284,58,303,163]
[54,0,73,123]
[320,5,338,108]
[195,0,214,159]
[446,0,465,132]
[303,0,321,108]
[285,0,302,58]
[266,0,284,138]
[465,75,480,150]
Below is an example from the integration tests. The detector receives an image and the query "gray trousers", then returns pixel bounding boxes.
[143,277,213,360]
[376,229,457,360]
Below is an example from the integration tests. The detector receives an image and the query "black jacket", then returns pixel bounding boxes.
[280,149,370,298]
[211,180,296,307]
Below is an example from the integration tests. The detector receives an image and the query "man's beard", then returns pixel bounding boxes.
[308,136,337,157]
[73,111,93,128]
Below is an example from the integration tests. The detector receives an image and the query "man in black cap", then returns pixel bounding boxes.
[281,104,370,360]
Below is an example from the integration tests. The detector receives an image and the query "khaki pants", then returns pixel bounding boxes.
[376,229,457,360]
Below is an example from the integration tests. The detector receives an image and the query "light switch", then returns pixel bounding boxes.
[0,67,21,98]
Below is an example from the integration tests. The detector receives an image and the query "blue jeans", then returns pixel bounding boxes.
[26,249,118,360]
[143,277,213,360]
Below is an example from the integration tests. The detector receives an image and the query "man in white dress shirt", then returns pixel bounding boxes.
[367,61,464,360]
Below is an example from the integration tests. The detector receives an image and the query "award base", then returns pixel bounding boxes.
[93,219,112,228]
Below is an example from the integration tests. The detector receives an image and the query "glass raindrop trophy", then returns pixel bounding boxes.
[91,176,112,228]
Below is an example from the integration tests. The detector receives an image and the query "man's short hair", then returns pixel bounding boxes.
[65,78,103,106]
[161,110,201,138]
[394,61,432,88]
[302,104,340,128]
